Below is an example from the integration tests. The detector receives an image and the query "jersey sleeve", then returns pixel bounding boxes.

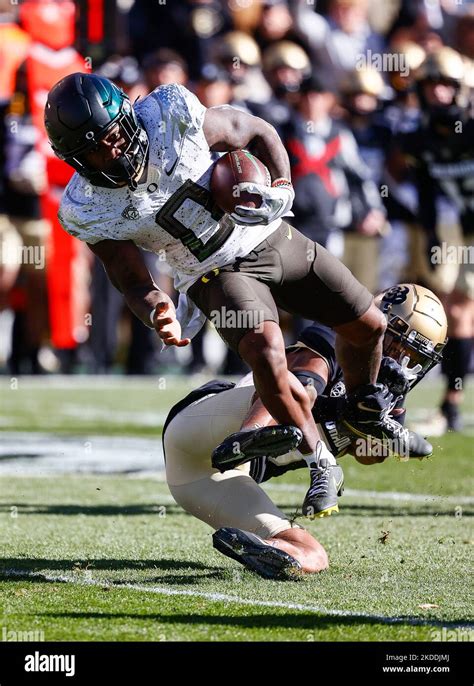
[153,83,206,133]
[58,185,105,245]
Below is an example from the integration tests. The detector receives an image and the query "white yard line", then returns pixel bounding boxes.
[2,568,472,630]
[264,483,474,505]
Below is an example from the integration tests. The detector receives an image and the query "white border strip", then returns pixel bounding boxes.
[2,569,473,630]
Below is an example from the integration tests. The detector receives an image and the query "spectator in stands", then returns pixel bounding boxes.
[128,0,232,81]
[195,63,234,108]
[142,49,189,91]
[254,0,298,51]
[0,1,31,317]
[288,0,385,90]
[455,12,474,60]
[5,0,89,374]
[386,0,443,52]
[381,41,425,273]
[339,66,389,292]
[96,55,147,103]
[248,41,311,135]
[213,30,270,104]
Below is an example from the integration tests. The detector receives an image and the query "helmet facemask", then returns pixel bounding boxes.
[383,321,446,389]
[55,96,149,191]
[376,284,448,390]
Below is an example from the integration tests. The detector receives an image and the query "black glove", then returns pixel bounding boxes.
[378,357,410,396]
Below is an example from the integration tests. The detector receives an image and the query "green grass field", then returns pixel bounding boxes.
[0,376,473,641]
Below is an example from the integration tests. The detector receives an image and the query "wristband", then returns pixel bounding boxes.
[271,177,292,188]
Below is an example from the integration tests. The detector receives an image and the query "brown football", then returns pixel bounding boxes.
[210,150,271,214]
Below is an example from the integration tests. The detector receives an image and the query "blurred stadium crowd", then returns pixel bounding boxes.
[0,0,472,379]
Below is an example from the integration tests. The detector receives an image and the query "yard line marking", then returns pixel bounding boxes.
[2,569,473,630]
[264,483,474,505]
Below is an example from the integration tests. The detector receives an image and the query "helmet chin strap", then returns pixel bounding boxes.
[82,126,149,190]
[127,129,149,191]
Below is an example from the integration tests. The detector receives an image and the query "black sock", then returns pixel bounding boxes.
[441,337,473,392]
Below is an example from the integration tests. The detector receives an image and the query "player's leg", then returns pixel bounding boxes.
[212,368,318,471]
[212,525,328,577]
[269,225,410,456]
[171,471,328,576]
[164,412,328,579]
[238,321,319,455]
[268,225,386,391]
[270,527,328,572]
[163,389,328,577]
[189,275,340,516]
[440,284,473,431]
[188,271,322,457]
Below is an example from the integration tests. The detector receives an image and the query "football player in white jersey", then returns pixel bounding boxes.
[163,284,447,579]
[45,73,404,518]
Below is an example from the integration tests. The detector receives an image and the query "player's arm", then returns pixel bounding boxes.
[241,349,329,430]
[203,106,291,181]
[203,106,295,225]
[88,239,190,347]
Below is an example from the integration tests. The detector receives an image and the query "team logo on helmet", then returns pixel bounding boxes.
[382,285,410,308]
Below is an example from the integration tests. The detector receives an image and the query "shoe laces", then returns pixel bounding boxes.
[381,409,409,440]
[306,458,331,499]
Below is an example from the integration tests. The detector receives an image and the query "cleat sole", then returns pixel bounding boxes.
[304,504,339,519]
[212,425,303,472]
[212,528,303,581]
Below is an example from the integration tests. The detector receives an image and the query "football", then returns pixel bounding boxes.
[210,149,271,214]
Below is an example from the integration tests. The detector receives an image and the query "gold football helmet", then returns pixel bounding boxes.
[341,65,385,97]
[375,284,448,385]
[262,41,311,74]
[216,31,261,67]
[388,41,426,92]
[414,47,465,85]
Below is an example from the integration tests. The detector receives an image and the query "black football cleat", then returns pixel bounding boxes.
[211,425,303,473]
[408,431,433,460]
[302,458,344,518]
[212,527,302,580]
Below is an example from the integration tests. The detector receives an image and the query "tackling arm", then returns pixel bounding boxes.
[240,348,330,430]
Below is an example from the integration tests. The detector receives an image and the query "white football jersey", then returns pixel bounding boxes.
[58,84,281,292]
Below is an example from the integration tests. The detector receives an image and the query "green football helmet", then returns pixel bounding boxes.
[44,72,148,190]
